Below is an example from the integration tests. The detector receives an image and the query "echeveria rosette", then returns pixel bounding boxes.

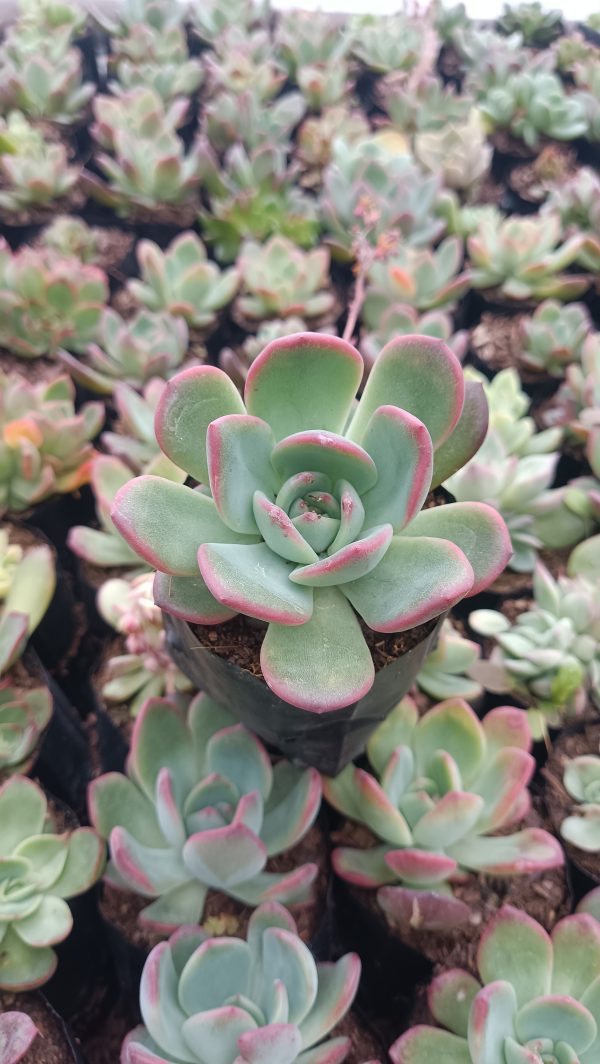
[390,905,600,1064]
[325,698,562,930]
[0,1012,38,1064]
[88,695,321,930]
[0,684,52,779]
[111,333,510,712]
[121,901,360,1064]
[0,775,105,990]
[560,753,600,853]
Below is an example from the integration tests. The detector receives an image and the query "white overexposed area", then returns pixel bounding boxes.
[272,0,600,19]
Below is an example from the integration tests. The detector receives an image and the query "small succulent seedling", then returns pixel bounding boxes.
[325,697,562,930]
[0,1011,38,1064]
[110,23,203,102]
[480,70,588,148]
[0,775,105,989]
[0,528,56,675]
[122,901,360,1064]
[560,749,600,852]
[111,333,510,712]
[497,1,563,45]
[520,300,592,377]
[379,74,472,136]
[362,237,471,320]
[361,307,468,373]
[350,12,435,74]
[415,109,492,194]
[416,619,483,703]
[0,111,79,211]
[0,42,95,125]
[390,906,600,1063]
[234,237,336,327]
[89,695,321,928]
[202,86,305,155]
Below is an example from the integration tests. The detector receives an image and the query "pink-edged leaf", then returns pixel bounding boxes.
[551,913,600,1000]
[481,707,532,757]
[261,763,322,856]
[207,414,276,534]
[112,476,256,576]
[198,542,313,624]
[515,996,596,1055]
[295,1037,353,1063]
[467,982,518,1064]
[155,364,245,483]
[378,884,472,930]
[110,827,187,897]
[260,586,374,712]
[431,379,489,488]
[121,1029,170,1064]
[332,845,399,888]
[237,1024,302,1063]
[182,1006,257,1061]
[272,431,378,494]
[244,333,363,443]
[176,937,251,1016]
[414,698,485,786]
[429,969,480,1038]
[183,821,267,888]
[350,768,412,847]
[390,1025,472,1064]
[155,768,186,848]
[0,1012,38,1064]
[153,570,236,624]
[0,612,29,674]
[253,491,319,564]
[327,480,365,553]
[401,502,512,596]
[474,748,534,833]
[412,791,483,849]
[477,906,552,1007]
[384,849,457,885]
[231,863,318,907]
[139,941,190,1061]
[290,524,393,587]
[449,829,564,875]
[343,535,474,633]
[348,335,465,449]
[360,405,433,531]
[298,953,361,1049]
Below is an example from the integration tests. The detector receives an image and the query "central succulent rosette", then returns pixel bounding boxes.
[112,333,511,711]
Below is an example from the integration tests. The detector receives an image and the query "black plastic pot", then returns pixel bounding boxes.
[164,612,446,776]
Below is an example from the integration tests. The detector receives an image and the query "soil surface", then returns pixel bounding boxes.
[543,720,600,885]
[0,350,60,383]
[489,547,570,597]
[0,992,79,1064]
[0,184,87,228]
[470,312,554,386]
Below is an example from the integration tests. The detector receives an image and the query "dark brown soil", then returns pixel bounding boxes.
[332,802,570,977]
[100,821,330,954]
[0,350,60,384]
[470,313,550,381]
[124,200,199,228]
[490,129,538,160]
[334,1010,386,1061]
[0,184,87,228]
[507,145,577,204]
[489,547,570,596]
[34,225,134,276]
[79,557,135,595]
[0,992,79,1064]
[543,721,600,884]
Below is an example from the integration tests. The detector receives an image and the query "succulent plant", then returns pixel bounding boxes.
[127,232,240,330]
[545,167,600,239]
[110,25,204,102]
[121,899,359,1064]
[198,142,320,263]
[497,1,563,44]
[0,527,55,676]
[414,109,492,194]
[0,111,79,211]
[0,371,103,516]
[560,750,600,852]
[362,238,471,322]
[234,238,336,328]
[39,215,100,264]
[433,0,470,42]
[276,9,352,109]
[111,332,509,712]
[0,683,52,780]
[470,562,600,732]
[95,0,185,36]
[190,0,269,45]
[220,318,313,387]
[85,89,203,215]
[0,1011,38,1064]
[379,74,472,136]
[416,619,483,703]
[350,12,437,74]
[390,905,600,1064]
[89,694,321,926]
[456,26,530,95]
[58,308,189,395]
[101,379,186,474]
[438,194,503,241]
[520,300,593,376]
[203,87,305,155]
[296,106,370,189]
[480,70,589,148]
[553,32,598,75]
[0,43,95,125]
[97,572,192,715]
[325,697,562,929]
[11,0,86,44]
[549,333,600,443]
[321,138,444,261]
[467,213,589,302]
[203,27,285,103]
[68,451,184,572]
[0,774,104,989]
[361,306,468,375]
[573,57,600,144]
[0,240,108,358]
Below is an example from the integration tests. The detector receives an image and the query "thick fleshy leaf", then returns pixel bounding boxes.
[253,492,318,564]
[477,906,552,1008]
[468,982,518,1064]
[332,845,400,888]
[207,415,277,534]
[449,829,563,875]
[0,1012,38,1063]
[229,865,317,908]
[178,938,251,1016]
[2,545,55,637]
[562,809,600,852]
[244,334,363,443]
[128,700,196,805]
[384,849,457,885]
[390,1025,472,1064]
[260,586,374,712]
[366,698,419,777]
[0,778,46,855]
[183,1006,257,1063]
[258,927,318,1026]
[290,525,393,587]
[139,942,191,1062]
[110,829,187,896]
[328,481,365,553]
[360,406,433,531]
[0,927,57,991]
[88,773,163,847]
[516,997,596,1053]
[551,915,600,1000]
[475,749,534,833]
[432,380,489,488]
[429,969,481,1037]
[348,335,464,449]
[50,828,105,898]
[401,502,512,596]
[482,707,532,758]
[112,477,256,576]
[413,791,483,849]
[199,542,313,625]
[294,1036,352,1064]
[155,365,245,484]
[343,535,473,632]
[153,570,236,624]
[298,954,361,1049]
[13,896,72,949]
[206,725,272,801]
[261,763,321,856]
[237,1024,303,1064]
[139,881,208,931]
[414,699,485,785]
[183,821,267,888]
[272,431,377,494]
[292,514,339,554]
